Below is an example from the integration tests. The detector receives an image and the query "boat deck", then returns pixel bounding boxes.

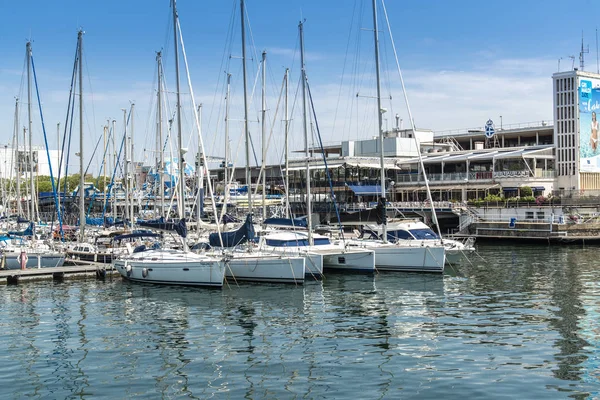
[0,261,118,285]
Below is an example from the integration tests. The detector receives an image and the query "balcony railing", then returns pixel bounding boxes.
[395,170,555,184]
[434,120,553,137]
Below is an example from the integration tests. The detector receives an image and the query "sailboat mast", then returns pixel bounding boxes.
[103,124,107,197]
[111,118,117,218]
[157,51,165,216]
[284,68,289,219]
[299,20,313,245]
[224,73,231,206]
[173,0,185,220]
[372,0,387,243]
[14,98,22,216]
[57,122,61,216]
[261,50,267,218]
[77,30,85,241]
[130,102,135,227]
[240,0,252,211]
[26,41,35,223]
[196,104,203,229]
[22,128,27,219]
[122,108,128,222]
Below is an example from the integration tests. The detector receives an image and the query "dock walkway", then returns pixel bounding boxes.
[0,261,118,285]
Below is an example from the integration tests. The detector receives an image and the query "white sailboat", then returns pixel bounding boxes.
[362,220,475,264]
[0,42,65,270]
[113,0,225,288]
[202,0,306,285]
[260,230,375,274]
[286,19,375,274]
[346,0,446,273]
[114,249,225,287]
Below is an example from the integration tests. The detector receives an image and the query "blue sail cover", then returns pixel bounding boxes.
[103,217,129,227]
[86,217,104,226]
[222,213,240,224]
[209,214,255,247]
[8,222,34,237]
[137,217,188,238]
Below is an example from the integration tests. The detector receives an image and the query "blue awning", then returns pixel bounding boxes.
[503,187,518,191]
[531,186,545,191]
[348,185,388,195]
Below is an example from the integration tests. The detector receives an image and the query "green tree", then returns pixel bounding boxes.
[520,186,532,197]
[35,176,56,193]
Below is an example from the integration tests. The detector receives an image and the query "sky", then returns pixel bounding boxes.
[0,0,599,175]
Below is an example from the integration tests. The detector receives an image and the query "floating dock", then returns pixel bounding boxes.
[0,261,119,285]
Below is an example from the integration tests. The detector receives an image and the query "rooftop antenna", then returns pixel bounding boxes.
[569,55,576,70]
[580,32,589,71]
[558,57,563,72]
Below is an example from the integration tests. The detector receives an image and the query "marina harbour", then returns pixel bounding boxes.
[0,244,598,398]
[1,0,600,398]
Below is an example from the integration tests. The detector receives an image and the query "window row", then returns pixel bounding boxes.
[556,77,575,93]
[557,120,575,134]
[558,162,575,176]
[556,91,574,106]
[558,133,575,149]
[558,147,576,163]
[557,105,575,121]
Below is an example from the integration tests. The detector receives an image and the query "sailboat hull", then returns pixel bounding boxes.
[223,253,305,284]
[113,250,225,287]
[316,248,376,273]
[260,246,323,278]
[348,240,445,273]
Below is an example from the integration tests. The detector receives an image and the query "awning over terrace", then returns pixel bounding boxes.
[348,185,389,195]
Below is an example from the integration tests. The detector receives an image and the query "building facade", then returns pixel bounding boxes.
[207,69,600,206]
[0,145,63,180]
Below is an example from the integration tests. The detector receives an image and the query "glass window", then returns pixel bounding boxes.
[409,229,440,240]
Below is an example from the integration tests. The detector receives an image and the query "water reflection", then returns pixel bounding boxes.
[546,248,590,384]
[457,244,599,397]
[11,286,42,396]
[0,245,599,398]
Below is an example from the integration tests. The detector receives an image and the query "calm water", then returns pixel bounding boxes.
[0,244,599,399]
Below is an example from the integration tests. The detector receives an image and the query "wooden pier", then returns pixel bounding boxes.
[0,260,119,285]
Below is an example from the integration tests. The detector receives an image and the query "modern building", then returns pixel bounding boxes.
[206,68,600,209]
[552,69,600,192]
[0,145,63,180]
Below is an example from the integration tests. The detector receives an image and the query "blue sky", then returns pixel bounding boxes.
[1,0,599,173]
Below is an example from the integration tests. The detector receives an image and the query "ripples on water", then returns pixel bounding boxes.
[0,244,599,398]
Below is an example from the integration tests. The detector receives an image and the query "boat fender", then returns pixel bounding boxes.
[142,268,148,278]
[17,251,28,270]
[125,262,132,277]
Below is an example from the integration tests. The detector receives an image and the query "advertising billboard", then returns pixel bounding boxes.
[579,77,600,172]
